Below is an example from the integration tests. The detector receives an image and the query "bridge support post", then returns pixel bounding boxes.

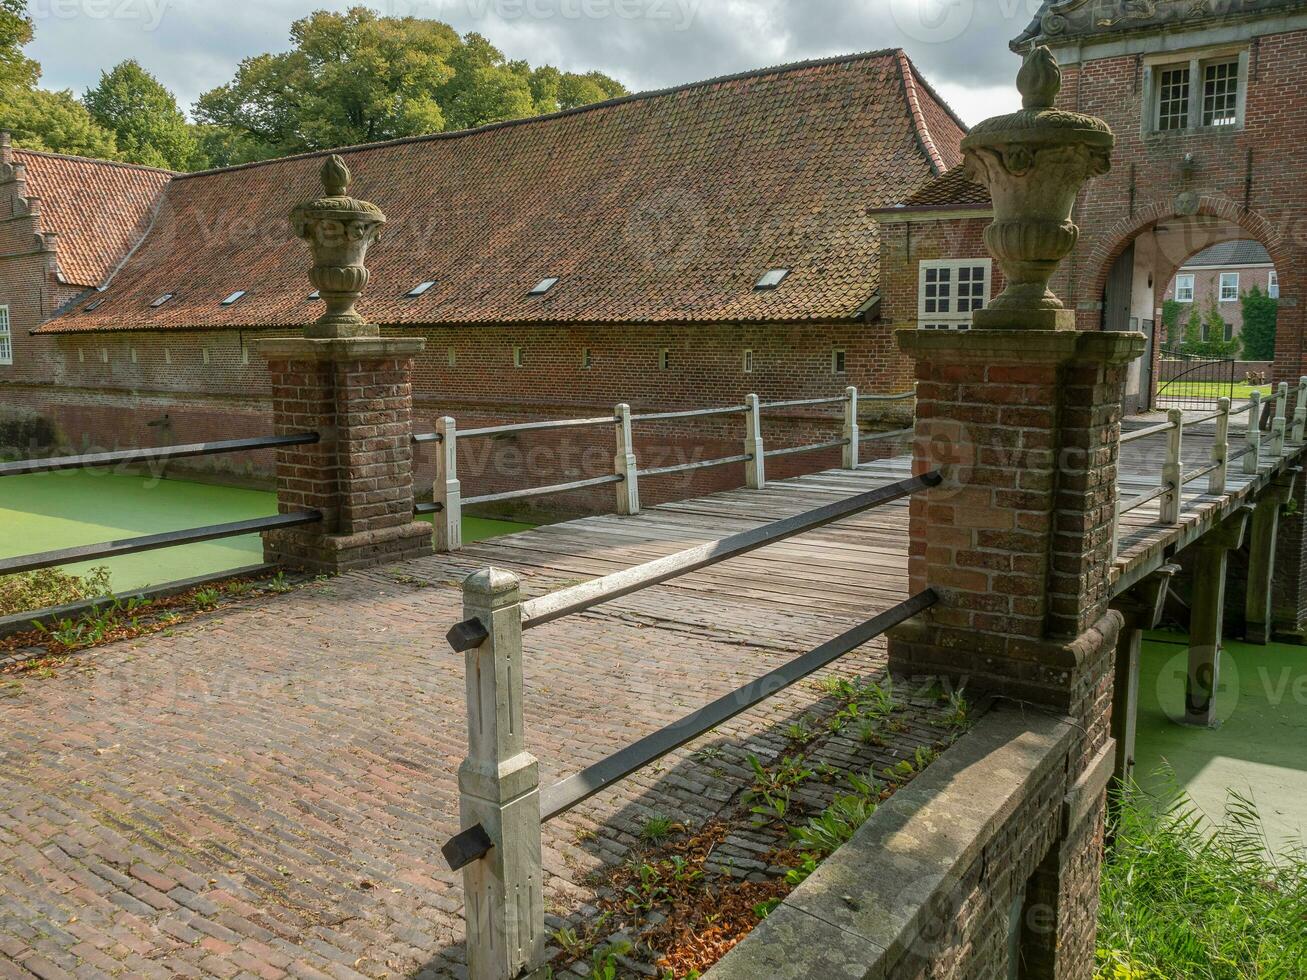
[1109,566,1176,788]
[1184,507,1251,727]
[1245,470,1299,644]
[614,403,640,516]
[434,417,463,553]
[457,568,545,980]
[743,394,766,490]
[843,386,860,470]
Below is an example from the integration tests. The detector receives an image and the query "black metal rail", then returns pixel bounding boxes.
[441,589,938,871]
[0,433,319,478]
[0,512,322,576]
[446,470,941,649]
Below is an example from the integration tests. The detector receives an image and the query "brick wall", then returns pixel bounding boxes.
[1162,264,1275,337]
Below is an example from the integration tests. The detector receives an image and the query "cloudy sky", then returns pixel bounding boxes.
[28,0,1047,126]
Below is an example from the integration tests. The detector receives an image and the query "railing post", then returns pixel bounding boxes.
[434,417,462,553]
[457,568,545,980]
[744,394,766,490]
[1245,391,1262,476]
[1272,382,1289,458]
[842,386,860,470]
[1293,376,1307,444]
[1161,408,1184,525]
[1209,397,1231,496]
[614,403,640,516]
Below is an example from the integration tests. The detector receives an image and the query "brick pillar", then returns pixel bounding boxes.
[891,328,1144,980]
[260,337,432,574]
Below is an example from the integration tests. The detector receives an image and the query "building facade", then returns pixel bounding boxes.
[1162,239,1277,342]
[0,50,964,516]
[877,0,1307,414]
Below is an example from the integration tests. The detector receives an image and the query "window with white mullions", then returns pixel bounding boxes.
[0,306,10,365]
[1175,274,1195,303]
[918,259,990,330]
[1202,60,1240,126]
[1220,272,1240,302]
[1157,66,1191,130]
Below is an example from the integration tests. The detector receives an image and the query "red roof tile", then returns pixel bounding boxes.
[14,149,172,288]
[40,50,964,334]
[891,164,991,211]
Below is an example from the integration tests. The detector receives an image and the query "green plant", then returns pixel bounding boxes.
[589,940,631,980]
[785,718,815,744]
[639,815,676,844]
[791,794,878,856]
[1240,283,1278,361]
[1096,782,1307,978]
[1,566,112,617]
[623,863,667,911]
[192,588,221,609]
[664,855,701,884]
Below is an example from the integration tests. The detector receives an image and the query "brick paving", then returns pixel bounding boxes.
[0,469,925,979]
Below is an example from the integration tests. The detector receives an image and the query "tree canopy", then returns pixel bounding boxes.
[0,4,626,171]
[84,60,196,170]
[194,8,628,164]
[1240,284,1278,361]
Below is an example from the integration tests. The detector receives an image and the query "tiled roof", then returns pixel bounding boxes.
[40,49,964,334]
[1182,240,1273,268]
[876,164,991,214]
[13,149,173,287]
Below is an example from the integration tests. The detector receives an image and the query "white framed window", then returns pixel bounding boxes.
[918,259,990,330]
[1220,272,1240,302]
[1268,271,1280,299]
[0,305,10,365]
[743,349,754,374]
[581,348,593,370]
[1148,51,1246,133]
[513,346,524,368]
[831,349,846,375]
[658,348,670,371]
[1175,274,1196,303]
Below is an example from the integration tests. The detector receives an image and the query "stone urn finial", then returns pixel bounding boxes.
[962,46,1114,330]
[291,154,387,339]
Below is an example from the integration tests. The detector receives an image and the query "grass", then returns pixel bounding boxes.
[1158,383,1271,401]
[1097,782,1307,979]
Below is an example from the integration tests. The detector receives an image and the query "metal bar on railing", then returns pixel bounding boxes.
[537,589,938,823]
[631,405,747,422]
[1119,483,1171,515]
[462,474,624,508]
[764,439,849,459]
[415,502,446,516]
[458,415,620,439]
[860,391,915,402]
[446,471,942,652]
[760,396,848,410]
[637,454,752,479]
[0,512,323,576]
[0,433,320,478]
[442,588,939,871]
[412,431,444,444]
[860,427,915,443]
[1120,421,1177,445]
[1182,462,1221,487]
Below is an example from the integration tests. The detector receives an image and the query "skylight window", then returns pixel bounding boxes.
[150,293,175,308]
[529,277,560,296]
[755,269,790,290]
[407,280,438,297]
[308,290,320,300]
[84,299,105,313]
[221,290,247,306]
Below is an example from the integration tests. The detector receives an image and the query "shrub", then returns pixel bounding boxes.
[0,567,113,618]
[1097,782,1307,978]
[1240,284,1278,361]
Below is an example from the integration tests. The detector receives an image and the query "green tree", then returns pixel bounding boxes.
[194,7,626,158]
[0,87,120,159]
[1240,283,1278,361]
[83,60,196,170]
[1180,299,1242,359]
[1161,299,1184,347]
[0,0,37,100]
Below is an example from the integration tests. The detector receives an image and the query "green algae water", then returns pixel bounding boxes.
[0,471,532,593]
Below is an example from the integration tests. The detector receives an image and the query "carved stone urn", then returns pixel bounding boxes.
[962,46,1114,329]
[291,154,387,339]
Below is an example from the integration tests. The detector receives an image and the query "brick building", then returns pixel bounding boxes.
[875,0,1307,413]
[0,50,964,515]
[1161,239,1277,342]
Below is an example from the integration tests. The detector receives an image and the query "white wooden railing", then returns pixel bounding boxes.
[414,387,915,548]
[1113,376,1307,558]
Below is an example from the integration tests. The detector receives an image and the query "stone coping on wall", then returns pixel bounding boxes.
[708,702,1077,980]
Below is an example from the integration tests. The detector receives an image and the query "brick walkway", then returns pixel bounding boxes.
[0,470,925,979]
